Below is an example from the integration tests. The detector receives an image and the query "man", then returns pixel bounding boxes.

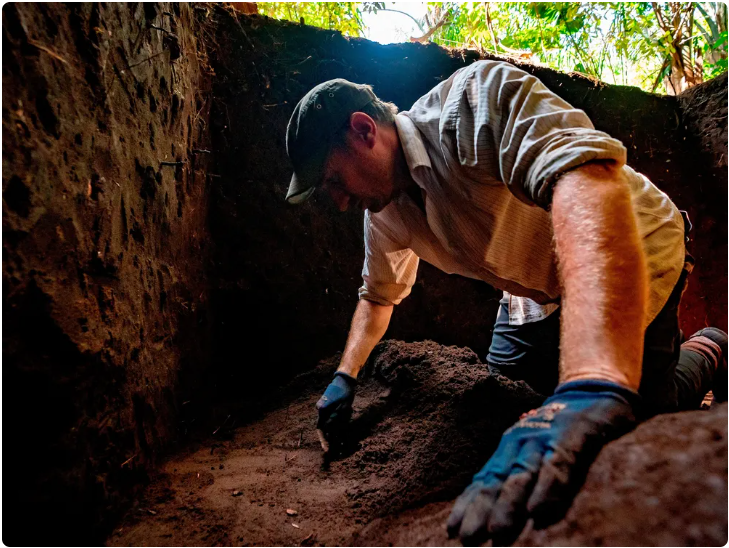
[284,60,726,545]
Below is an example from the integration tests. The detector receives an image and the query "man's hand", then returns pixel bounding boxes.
[315,300,391,453]
[316,371,357,444]
[446,380,638,546]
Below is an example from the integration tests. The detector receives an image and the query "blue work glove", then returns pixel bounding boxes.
[447,380,639,546]
[316,371,357,436]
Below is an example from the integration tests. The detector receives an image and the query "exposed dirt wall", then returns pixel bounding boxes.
[2,3,212,543]
[677,72,728,337]
[207,10,727,399]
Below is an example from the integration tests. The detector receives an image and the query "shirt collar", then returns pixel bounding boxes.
[395,114,432,171]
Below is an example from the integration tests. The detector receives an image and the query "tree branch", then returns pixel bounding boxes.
[484,2,500,53]
[652,56,671,92]
[652,2,669,32]
[479,2,532,57]
[409,9,449,43]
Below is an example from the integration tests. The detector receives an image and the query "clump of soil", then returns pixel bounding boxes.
[108,340,542,546]
[333,340,544,518]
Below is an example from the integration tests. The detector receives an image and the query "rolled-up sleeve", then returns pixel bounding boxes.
[358,211,419,306]
[451,61,627,209]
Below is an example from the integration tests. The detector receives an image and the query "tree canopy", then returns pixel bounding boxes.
[255,2,727,94]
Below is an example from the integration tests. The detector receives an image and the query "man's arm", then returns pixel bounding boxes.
[317,210,414,440]
[338,298,393,378]
[552,160,648,390]
[315,299,393,440]
[447,161,645,545]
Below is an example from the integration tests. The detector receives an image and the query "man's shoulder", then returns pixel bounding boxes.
[406,60,527,123]
[364,206,411,248]
[438,59,527,92]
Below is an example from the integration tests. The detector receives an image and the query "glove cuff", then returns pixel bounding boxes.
[554,379,641,407]
[333,370,357,386]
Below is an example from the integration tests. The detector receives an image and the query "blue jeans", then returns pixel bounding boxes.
[486,259,714,416]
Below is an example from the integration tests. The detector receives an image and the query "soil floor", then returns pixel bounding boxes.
[108,341,727,547]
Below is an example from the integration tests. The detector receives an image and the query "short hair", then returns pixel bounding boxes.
[332,86,398,149]
[359,90,399,124]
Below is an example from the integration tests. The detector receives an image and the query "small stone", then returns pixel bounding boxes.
[232,490,243,497]
[286,508,298,516]
[291,523,300,529]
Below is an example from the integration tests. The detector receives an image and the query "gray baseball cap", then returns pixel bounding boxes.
[285,79,376,204]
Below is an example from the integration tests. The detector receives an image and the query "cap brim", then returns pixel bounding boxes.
[286,145,329,204]
[286,175,316,204]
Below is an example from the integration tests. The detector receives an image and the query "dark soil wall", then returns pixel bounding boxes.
[677,73,728,337]
[207,9,727,399]
[206,11,499,401]
[2,3,212,544]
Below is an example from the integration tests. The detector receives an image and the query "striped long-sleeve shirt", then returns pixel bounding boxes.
[358,60,685,326]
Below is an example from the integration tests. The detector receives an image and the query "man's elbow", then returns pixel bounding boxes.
[552,160,631,219]
[556,160,628,197]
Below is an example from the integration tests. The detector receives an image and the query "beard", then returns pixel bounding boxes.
[365,184,398,213]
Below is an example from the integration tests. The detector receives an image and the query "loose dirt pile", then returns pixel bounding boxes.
[109,340,727,546]
[356,403,728,547]
[109,340,542,546]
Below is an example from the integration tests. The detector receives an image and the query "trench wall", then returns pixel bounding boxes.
[2,3,212,543]
[208,10,727,398]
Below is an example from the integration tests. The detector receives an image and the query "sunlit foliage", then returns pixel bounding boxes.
[255,2,728,94]
[257,2,365,37]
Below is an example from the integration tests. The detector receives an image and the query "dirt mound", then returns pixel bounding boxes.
[109,341,727,547]
[332,340,544,517]
[354,403,728,547]
[108,340,542,546]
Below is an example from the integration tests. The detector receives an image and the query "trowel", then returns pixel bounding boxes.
[316,428,330,452]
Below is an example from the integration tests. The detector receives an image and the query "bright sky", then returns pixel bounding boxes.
[362,2,429,44]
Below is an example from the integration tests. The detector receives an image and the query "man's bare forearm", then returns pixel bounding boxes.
[337,299,394,378]
[551,161,648,391]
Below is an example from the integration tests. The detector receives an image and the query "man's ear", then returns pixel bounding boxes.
[349,112,377,149]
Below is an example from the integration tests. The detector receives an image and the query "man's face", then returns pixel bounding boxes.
[320,113,398,213]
